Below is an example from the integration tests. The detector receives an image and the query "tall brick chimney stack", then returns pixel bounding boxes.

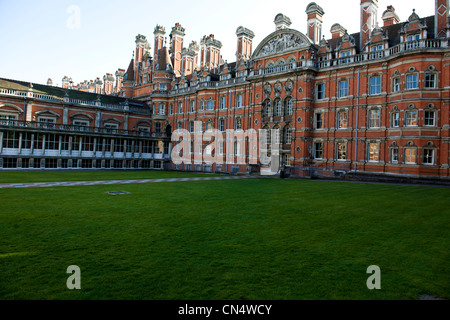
[360,0,379,49]
[236,26,255,63]
[170,23,185,77]
[381,5,400,27]
[306,3,325,45]
[435,0,450,38]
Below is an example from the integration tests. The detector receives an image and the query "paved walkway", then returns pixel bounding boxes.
[0,175,256,189]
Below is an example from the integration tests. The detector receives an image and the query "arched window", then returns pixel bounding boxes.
[273,99,282,117]
[390,106,400,128]
[368,107,381,128]
[263,100,272,118]
[406,105,418,126]
[283,126,292,144]
[158,103,165,115]
[404,141,417,164]
[285,98,293,116]
[273,125,281,145]
[424,105,437,127]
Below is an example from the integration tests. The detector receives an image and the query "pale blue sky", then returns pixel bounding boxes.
[0,0,435,86]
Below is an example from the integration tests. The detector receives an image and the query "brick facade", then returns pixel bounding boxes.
[1,1,449,180]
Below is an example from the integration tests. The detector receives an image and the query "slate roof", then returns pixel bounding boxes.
[0,77,150,110]
[325,15,435,53]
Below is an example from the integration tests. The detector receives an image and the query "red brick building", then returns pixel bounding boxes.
[0,78,170,170]
[1,1,449,180]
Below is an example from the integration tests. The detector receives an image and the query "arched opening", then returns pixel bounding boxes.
[165,124,172,138]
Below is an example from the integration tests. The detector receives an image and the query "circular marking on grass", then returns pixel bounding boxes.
[106,191,131,195]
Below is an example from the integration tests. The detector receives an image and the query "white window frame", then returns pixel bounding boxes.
[405,147,417,164]
[369,109,381,129]
[316,83,325,100]
[337,142,347,161]
[337,110,348,129]
[236,94,243,108]
[338,80,349,98]
[424,73,436,89]
[406,110,418,127]
[391,147,399,164]
[370,76,381,95]
[423,148,435,165]
[368,143,380,162]
[314,112,324,130]
[314,142,324,160]
[392,76,401,92]
[424,110,436,127]
[391,111,400,128]
[406,74,418,90]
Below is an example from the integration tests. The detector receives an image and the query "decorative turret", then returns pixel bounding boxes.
[306,3,325,45]
[274,13,292,30]
[236,26,255,63]
[360,0,379,49]
[200,34,222,74]
[382,5,400,27]
[170,23,185,77]
[153,25,166,71]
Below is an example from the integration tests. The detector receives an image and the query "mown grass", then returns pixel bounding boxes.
[0,172,448,300]
[0,170,222,183]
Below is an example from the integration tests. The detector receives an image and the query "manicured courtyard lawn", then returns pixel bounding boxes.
[0,170,222,183]
[0,172,448,300]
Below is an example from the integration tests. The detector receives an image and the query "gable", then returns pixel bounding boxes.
[252,29,312,60]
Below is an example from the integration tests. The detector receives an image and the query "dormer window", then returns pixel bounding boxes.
[370,45,384,59]
[407,34,420,42]
[38,117,56,129]
[406,34,420,49]
[340,51,351,64]
[73,120,89,131]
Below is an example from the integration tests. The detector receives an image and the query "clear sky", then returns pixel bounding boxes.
[0,0,435,86]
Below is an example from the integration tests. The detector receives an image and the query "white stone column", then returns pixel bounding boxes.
[102,138,106,157]
[58,135,62,155]
[93,137,97,157]
[0,131,3,153]
[18,132,23,154]
[42,134,46,155]
[30,133,34,153]
[79,136,83,153]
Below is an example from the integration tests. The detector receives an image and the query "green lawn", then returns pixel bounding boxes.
[0,171,448,300]
[0,170,222,184]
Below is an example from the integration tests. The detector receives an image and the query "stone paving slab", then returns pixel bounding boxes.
[0,175,256,189]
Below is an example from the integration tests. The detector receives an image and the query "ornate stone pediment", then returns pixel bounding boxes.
[253,29,312,59]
